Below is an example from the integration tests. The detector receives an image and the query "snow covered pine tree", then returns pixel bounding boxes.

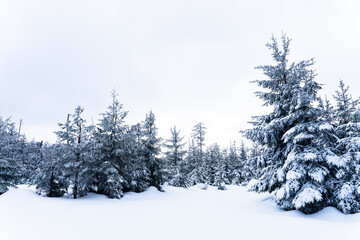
[0,116,18,194]
[34,143,68,197]
[213,147,229,190]
[127,123,150,192]
[164,126,190,188]
[94,90,129,199]
[140,111,164,191]
[245,34,338,214]
[333,80,360,213]
[188,123,207,185]
[55,107,94,199]
[229,141,245,185]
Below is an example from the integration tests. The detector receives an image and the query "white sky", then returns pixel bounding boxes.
[0,0,360,147]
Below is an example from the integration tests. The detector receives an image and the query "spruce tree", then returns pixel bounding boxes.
[214,149,229,190]
[140,111,164,191]
[187,140,206,185]
[318,95,334,124]
[21,140,43,184]
[229,141,244,185]
[204,143,221,186]
[0,116,19,194]
[12,133,28,184]
[127,123,150,192]
[94,91,129,199]
[34,143,68,197]
[244,35,337,213]
[244,143,264,182]
[192,122,206,162]
[333,80,360,213]
[55,107,93,199]
[188,123,207,185]
[164,126,189,187]
[333,80,357,125]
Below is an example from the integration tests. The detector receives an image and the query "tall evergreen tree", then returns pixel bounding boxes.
[141,111,164,191]
[0,116,19,194]
[55,107,93,199]
[94,91,129,199]
[164,126,189,187]
[214,153,228,190]
[333,80,357,125]
[318,95,334,124]
[192,122,207,162]
[187,139,206,185]
[34,143,68,197]
[20,140,43,184]
[164,126,186,169]
[12,132,28,184]
[188,123,207,185]
[127,123,149,192]
[244,35,338,213]
[229,141,244,185]
[204,143,222,186]
[244,143,264,182]
[333,80,360,213]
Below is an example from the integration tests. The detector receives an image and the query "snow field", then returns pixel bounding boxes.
[1,185,359,240]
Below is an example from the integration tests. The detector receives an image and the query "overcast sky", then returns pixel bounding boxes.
[1,0,360,147]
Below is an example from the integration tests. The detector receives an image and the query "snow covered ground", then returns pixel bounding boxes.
[1,185,359,240]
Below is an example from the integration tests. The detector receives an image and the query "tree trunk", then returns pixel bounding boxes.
[73,170,78,199]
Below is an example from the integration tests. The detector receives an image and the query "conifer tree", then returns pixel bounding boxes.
[21,140,43,184]
[230,141,244,185]
[244,35,338,213]
[214,157,227,190]
[0,116,19,194]
[192,122,207,162]
[55,107,93,199]
[94,91,129,198]
[188,123,207,185]
[221,148,232,184]
[141,111,164,191]
[204,143,221,186]
[0,158,17,194]
[127,123,149,192]
[318,95,334,124]
[164,126,189,187]
[333,80,360,213]
[244,143,264,182]
[187,140,206,185]
[34,143,68,197]
[333,80,357,125]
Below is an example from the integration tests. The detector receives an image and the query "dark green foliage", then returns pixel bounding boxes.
[332,80,360,214]
[0,116,19,194]
[34,144,68,197]
[244,34,338,213]
[0,158,17,194]
[140,111,164,191]
[93,90,129,199]
[55,106,94,199]
[164,126,188,187]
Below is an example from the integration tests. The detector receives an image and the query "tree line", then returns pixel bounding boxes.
[0,91,258,200]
